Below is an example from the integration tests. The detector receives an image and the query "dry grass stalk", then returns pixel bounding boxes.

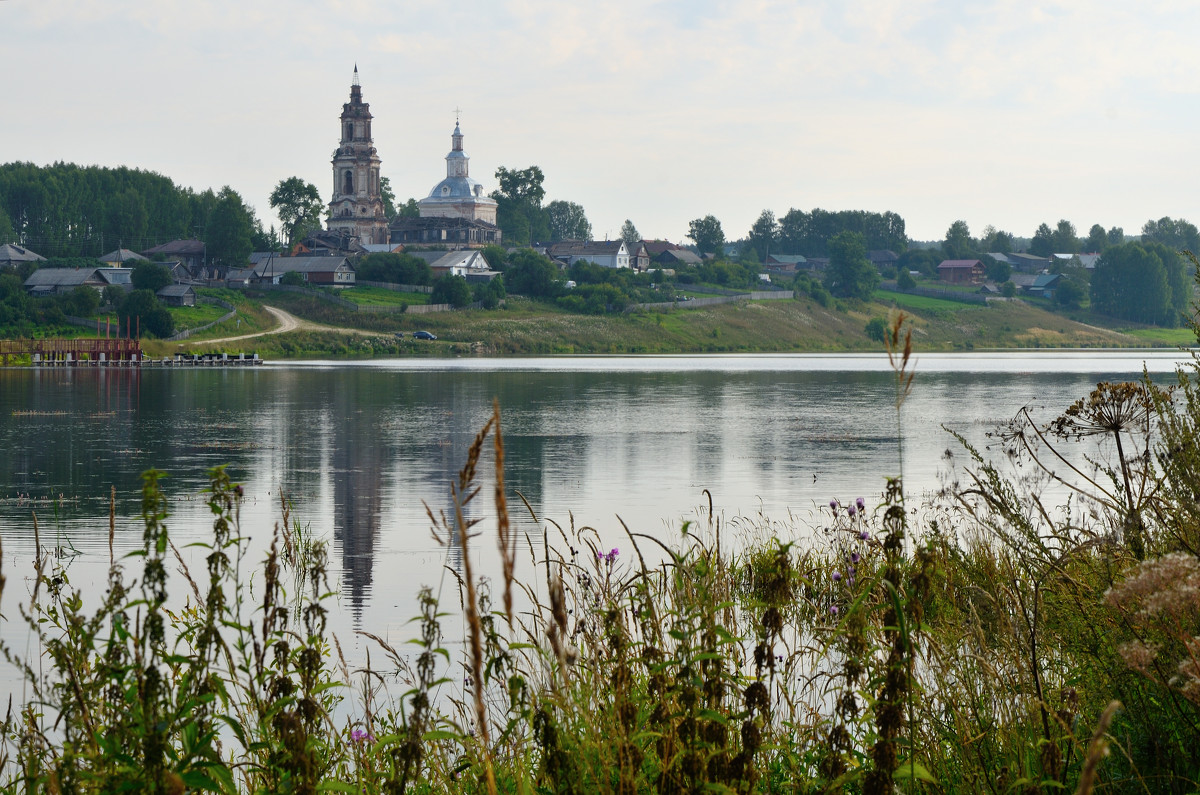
[1075,700,1120,795]
[492,400,516,629]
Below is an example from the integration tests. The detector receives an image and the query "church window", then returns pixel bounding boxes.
[344,170,354,194]
[346,123,353,140]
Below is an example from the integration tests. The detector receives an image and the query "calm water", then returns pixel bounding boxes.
[0,351,1192,660]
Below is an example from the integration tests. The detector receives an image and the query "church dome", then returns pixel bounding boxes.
[417,120,498,224]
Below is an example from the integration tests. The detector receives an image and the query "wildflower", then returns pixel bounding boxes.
[350,728,375,743]
[832,571,841,582]
[605,548,619,564]
[856,497,865,511]
[829,499,838,512]
[859,530,870,541]
[847,506,857,518]
[829,605,839,615]
[850,552,860,564]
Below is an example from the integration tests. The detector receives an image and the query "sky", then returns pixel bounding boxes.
[4,0,1200,245]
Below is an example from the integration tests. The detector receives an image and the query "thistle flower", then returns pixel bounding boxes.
[829,499,839,512]
[350,728,375,744]
[856,497,865,511]
[829,605,839,615]
[832,571,842,582]
[605,547,619,564]
[851,552,861,564]
[847,506,857,518]
[859,530,870,541]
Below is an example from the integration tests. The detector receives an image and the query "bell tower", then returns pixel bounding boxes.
[327,66,388,245]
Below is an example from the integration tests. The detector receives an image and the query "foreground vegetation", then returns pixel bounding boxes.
[5,316,1200,792]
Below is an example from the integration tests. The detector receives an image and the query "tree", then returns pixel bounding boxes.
[395,197,420,219]
[431,274,472,308]
[1001,280,1017,298]
[943,220,975,259]
[380,176,397,219]
[1029,223,1054,257]
[119,289,174,338]
[1142,216,1200,253]
[865,316,887,342]
[279,270,306,287]
[1054,278,1084,309]
[355,252,432,286]
[896,268,916,289]
[205,187,254,271]
[980,225,1014,254]
[1090,243,1176,325]
[545,200,592,241]
[104,188,149,246]
[269,177,324,248]
[746,210,779,262]
[1084,224,1108,254]
[474,275,506,309]
[824,231,879,300]
[493,166,549,244]
[0,204,13,244]
[620,219,640,244]
[1107,226,1125,247]
[982,255,1011,284]
[687,215,725,256]
[1051,220,1080,253]
[131,262,173,293]
[66,285,100,317]
[503,249,563,298]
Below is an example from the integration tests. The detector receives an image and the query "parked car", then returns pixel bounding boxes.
[413,330,437,340]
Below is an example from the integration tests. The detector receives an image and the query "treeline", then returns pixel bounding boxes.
[0,162,277,264]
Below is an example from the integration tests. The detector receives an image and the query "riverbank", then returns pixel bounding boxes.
[138,290,1173,360]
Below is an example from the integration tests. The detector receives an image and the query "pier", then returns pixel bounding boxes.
[0,339,261,367]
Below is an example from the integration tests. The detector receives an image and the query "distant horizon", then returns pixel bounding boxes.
[4,1,1198,245]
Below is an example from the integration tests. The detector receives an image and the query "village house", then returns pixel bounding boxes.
[408,249,499,282]
[627,241,650,271]
[937,259,986,285]
[764,254,807,278]
[0,243,46,269]
[142,239,206,272]
[654,248,702,266]
[543,240,630,269]
[249,256,356,287]
[1007,252,1051,273]
[23,267,109,295]
[156,284,196,307]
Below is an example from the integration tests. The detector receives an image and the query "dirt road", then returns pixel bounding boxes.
[192,306,386,345]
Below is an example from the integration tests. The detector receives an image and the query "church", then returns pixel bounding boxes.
[324,68,501,250]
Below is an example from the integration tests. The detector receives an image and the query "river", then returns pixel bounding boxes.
[0,350,1193,666]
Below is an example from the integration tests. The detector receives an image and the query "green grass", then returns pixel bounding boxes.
[874,288,978,311]
[339,285,429,306]
[166,302,229,330]
[1120,326,1199,346]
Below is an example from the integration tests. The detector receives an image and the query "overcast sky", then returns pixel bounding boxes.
[5,0,1200,244]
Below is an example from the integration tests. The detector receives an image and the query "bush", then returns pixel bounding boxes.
[430,274,472,308]
[865,316,887,342]
[896,269,916,289]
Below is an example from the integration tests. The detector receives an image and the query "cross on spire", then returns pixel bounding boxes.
[353,64,360,87]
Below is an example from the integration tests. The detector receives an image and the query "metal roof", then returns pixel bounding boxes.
[23,268,104,287]
[0,243,47,263]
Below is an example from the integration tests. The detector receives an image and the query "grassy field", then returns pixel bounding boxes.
[873,289,976,312]
[166,301,229,330]
[339,285,429,306]
[1120,326,1199,346]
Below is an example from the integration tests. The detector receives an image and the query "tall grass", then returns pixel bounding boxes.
[6,325,1200,791]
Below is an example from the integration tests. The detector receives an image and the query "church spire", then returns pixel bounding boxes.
[353,64,360,86]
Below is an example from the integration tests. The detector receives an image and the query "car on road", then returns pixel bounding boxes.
[413,330,437,340]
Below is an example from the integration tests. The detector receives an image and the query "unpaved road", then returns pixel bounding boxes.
[191,306,387,345]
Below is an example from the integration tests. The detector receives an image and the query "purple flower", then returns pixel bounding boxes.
[856,497,865,511]
[850,552,861,564]
[829,499,838,512]
[829,605,839,615]
[351,729,374,743]
[847,506,857,518]
[859,530,870,541]
[832,571,841,582]
[605,548,619,564]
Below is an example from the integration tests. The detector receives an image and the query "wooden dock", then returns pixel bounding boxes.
[0,339,262,367]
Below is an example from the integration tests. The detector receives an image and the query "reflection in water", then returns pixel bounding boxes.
[0,354,1187,640]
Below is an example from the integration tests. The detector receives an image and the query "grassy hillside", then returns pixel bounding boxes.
[137,288,1174,359]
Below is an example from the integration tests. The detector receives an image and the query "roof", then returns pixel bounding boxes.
[0,243,47,264]
[156,284,196,298]
[99,248,148,264]
[97,268,132,285]
[657,249,702,265]
[143,239,205,257]
[255,256,354,276]
[1077,253,1100,269]
[390,216,498,232]
[545,240,628,257]
[361,243,403,254]
[23,268,103,288]
[766,254,807,265]
[1009,252,1049,262]
[642,240,682,256]
[985,252,1011,263]
[867,250,898,263]
[408,250,490,270]
[937,259,984,269]
[1031,273,1063,288]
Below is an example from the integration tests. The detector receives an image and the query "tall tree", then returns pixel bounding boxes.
[504,249,563,298]
[943,220,974,259]
[269,177,324,248]
[0,204,12,244]
[395,198,420,219]
[620,219,640,244]
[824,230,879,300]
[1142,216,1200,253]
[1029,223,1054,257]
[1090,242,1179,325]
[205,187,254,272]
[380,176,397,219]
[746,210,780,262]
[1084,224,1108,254]
[1051,219,1080,253]
[980,225,1014,254]
[687,215,725,256]
[492,166,549,244]
[545,200,592,241]
[1107,226,1125,247]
